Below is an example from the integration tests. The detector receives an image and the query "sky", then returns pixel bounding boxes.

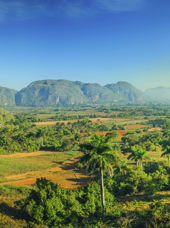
[0,0,170,92]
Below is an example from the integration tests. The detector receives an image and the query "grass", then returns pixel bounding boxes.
[0,188,30,228]
[0,151,79,182]
[0,185,31,197]
[1,151,79,170]
[0,159,44,177]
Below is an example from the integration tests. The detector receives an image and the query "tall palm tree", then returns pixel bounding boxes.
[36,128,45,146]
[80,134,118,212]
[127,146,149,171]
[119,160,128,182]
[161,145,170,166]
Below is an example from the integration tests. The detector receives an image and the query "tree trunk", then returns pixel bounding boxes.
[136,161,138,166]
[100,168,105,212]
[168,156,169,166]
[122,174,124,182]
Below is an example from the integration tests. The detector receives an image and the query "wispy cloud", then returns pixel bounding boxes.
[0,0,145,22]
[95,0,144,12]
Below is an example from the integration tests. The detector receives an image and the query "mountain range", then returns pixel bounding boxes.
[0,79,169,107]
[144,87,170,101]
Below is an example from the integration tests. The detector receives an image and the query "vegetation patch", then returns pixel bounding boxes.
[0,159,44,177]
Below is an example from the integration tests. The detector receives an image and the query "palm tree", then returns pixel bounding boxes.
[36,128,45,146]
[80,134,118,212]
[161,145,170,166]
[119,160,128,182]
[163,129,170,139]
[127,146,149,171]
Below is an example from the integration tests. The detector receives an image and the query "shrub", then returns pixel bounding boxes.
[144,171,169,195]
[22,178,117,227]
[22,178,82,226]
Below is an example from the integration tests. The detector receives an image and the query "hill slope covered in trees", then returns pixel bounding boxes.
[14,80,146,107]
[0,86,17,106]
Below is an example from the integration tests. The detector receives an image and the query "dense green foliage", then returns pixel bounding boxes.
[0,112,124,154]
[22,178,116,227]
[22,176,170,228]
[2,105,170,227]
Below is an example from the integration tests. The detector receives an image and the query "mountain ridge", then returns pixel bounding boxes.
[15,80,146,107]
[0,86,18,106]
[144,86,170,101]
[0,79,148,107]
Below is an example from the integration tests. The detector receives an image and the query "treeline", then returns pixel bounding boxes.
[26,104,170,122]
[1,109,170,155]
[0,115,125,154]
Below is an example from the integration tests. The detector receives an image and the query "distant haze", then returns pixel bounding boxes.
[144,87,170,101]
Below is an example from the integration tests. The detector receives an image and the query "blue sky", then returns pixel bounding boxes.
[0,0,170,92]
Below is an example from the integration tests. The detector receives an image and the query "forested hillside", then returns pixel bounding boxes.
[15,80,146,107]
[0,86,17,106]
[0,80,147,107]
[0,107,13,124]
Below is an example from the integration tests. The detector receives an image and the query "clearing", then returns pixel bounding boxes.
[0,152,90,189]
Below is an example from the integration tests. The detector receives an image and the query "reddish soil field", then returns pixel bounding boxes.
[116,130,127,138]
[80,130,126,138]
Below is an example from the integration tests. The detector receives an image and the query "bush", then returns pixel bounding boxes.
[22,178,82,226]
[105,168,146,196]
[22,178,116,227]
[144,171,169,195]
[80,181,116,215]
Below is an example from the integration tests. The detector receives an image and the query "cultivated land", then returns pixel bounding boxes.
[1,104,170,227]
[0,151,84,188]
